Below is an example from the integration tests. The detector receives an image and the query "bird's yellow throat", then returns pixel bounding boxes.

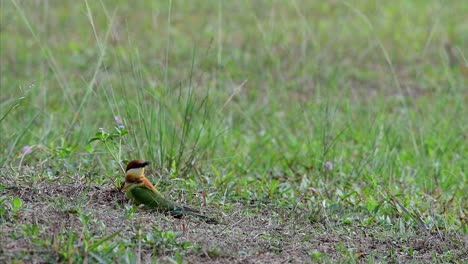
[125,167,145,182]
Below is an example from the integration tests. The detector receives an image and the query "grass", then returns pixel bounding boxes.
[1,0,467,263]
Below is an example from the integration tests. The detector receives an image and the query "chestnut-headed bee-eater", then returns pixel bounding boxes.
[124,159,218,224]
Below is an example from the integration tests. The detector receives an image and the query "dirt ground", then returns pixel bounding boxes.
[1,170,467,263]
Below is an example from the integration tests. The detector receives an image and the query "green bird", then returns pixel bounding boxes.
[123,159,218,224]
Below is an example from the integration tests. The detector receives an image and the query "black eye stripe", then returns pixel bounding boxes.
[126,166,144,171]
[126,161,150,171]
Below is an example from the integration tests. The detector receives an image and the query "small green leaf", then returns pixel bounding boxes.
[12,197,22,209]
[120,128,128,136]
[116,127,128,136]
[84,144,94,153]
[88,229,122,251]
[88,137,102,143]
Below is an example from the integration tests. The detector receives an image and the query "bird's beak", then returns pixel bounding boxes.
[143,161,151,167]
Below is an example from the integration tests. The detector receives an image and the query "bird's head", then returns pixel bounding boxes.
[125,160,150,180]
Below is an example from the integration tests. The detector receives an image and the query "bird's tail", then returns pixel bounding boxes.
[187,211,219,224]
[171,206,219,224]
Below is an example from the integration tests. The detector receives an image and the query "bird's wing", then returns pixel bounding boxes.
[128,185,177,211]
[128,184,219,224]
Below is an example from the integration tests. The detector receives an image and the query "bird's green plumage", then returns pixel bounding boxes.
[126,183,177,210]
[125,182,218,224]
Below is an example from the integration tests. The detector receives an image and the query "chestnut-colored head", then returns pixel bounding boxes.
[125,160,150,181]
[126,160,150,172]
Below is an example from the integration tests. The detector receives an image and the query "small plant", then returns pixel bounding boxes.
[52,216,122,263]
[18,145,32,167]
[0,197,10,223]
[141,227,192,255]
[11,197,22,220]
[89,122,128,187]
[52,145,77,159]
[21,223,50,247]
[89,125,128,170]
[309,250,323,260]
[123,204,139,219]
